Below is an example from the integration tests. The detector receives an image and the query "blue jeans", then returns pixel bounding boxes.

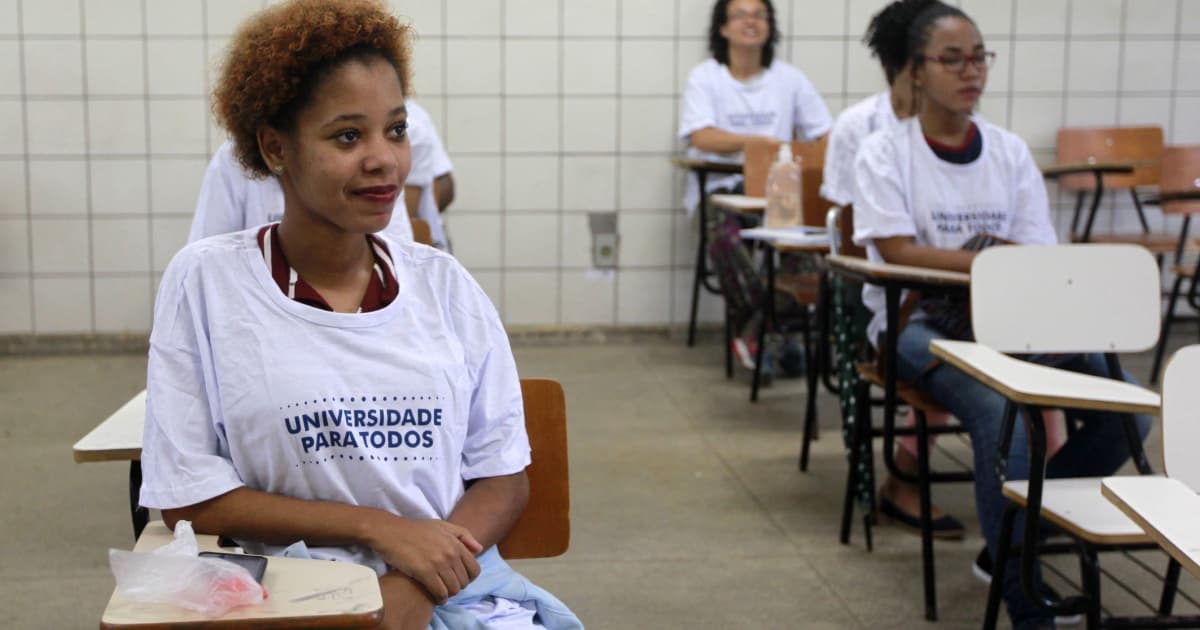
[894,320,1153,630]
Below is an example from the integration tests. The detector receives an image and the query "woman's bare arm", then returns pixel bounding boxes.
[874,236,976,273]
[689,127,776,155]
[447,470,529,551]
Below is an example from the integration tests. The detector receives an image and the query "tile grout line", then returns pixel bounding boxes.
[17,0,35,333]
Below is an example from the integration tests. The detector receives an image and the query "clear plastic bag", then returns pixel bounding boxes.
[109,520,268,616]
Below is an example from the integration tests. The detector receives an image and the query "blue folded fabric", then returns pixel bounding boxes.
[432,546,582,630]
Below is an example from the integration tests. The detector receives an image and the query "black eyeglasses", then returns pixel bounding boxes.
[920,51,996,73]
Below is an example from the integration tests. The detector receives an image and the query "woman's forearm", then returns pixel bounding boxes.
[447,471,529,550]
[161,486,388,548]
[689,127,760,154]
[874,236,976,273]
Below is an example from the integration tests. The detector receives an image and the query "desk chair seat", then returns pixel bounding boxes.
[1002,479,1149,546]
[775,272,820,306]
[856,363,947,415]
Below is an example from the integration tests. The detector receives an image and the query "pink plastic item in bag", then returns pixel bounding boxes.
[108,521,268,616]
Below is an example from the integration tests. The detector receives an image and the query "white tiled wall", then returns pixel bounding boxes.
[1,0,1197,335]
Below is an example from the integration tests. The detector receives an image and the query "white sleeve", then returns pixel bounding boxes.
[406,105,435,188]
[452,272,531,481]
[679,65,717,140]
[790,70,833,141]
[139,255,245,509]
[188,143,248,243]
[852,132,917,245]
[820,113,859,206]
[381,206,414,242]
[423,125,453,179]
[1008,137,1057,245]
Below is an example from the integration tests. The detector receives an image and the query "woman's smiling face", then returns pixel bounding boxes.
[272,56,413,235]
[720,0,771,50]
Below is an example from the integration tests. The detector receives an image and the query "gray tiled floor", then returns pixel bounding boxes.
[4,332,1200,629]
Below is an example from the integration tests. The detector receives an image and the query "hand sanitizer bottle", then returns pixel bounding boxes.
[764,143,802,229]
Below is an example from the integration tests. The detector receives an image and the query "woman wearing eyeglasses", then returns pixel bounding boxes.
[678,0,832,212]
[851,3,1151,629]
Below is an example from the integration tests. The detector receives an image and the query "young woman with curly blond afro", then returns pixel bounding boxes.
[137,2,580,628]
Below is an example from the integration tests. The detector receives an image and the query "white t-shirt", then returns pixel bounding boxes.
[139,229,531,573]
[852,118,1057,343]
[405,100,454,251]
[678,58,833,211]
[821,91,897,206]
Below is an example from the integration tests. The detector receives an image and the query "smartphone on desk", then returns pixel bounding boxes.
[199,551,268,584]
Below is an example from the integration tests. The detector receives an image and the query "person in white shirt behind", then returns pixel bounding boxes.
[189,102,451,248]
[851,3,1151,628]
[401,102,455,251]
[678,0,832,211]
[679,0,832,378]
[824,0,967,542]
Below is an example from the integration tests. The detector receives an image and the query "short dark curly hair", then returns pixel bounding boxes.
[707,0,780,69]
[212,0,413,178]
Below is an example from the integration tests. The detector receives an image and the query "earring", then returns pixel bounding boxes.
[273,164,284,175]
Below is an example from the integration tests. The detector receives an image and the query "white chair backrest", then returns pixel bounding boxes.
[970,244,1160,353]
[1163,345,1200,490]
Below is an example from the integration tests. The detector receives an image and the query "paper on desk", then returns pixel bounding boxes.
[109,520,267,616]
[739,226,828,245]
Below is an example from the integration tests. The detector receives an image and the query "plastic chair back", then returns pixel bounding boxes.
[1162,345,1200,491]
[970,244,1160,353]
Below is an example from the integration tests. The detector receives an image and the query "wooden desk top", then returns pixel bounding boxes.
[929,339,1161,415]
[709,193,765,212]
[1040,161,1142,179]
[74,389,146,463]
[1103,476,1200,579]
[101,521,384,629]
[1144,190,1200,204]
[669,157,743,175]
[825,254,970,287]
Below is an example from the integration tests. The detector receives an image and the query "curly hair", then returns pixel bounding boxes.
[863,0,941,83]
[212,0,413,178]
[707,0,779,68]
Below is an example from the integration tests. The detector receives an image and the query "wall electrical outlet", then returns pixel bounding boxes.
[592,233,618,269]
[588,211,619,269]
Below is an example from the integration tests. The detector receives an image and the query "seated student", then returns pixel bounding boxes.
[138,1,581,629]
[679,0,832,377]
[402,103,455,251]
[188,103,452,246]
[851,3,1151,629]
[679,0,832,210]
[824,0,964,540]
